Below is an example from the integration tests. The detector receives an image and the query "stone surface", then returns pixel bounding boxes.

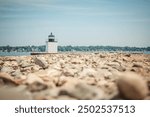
[132,62,143,68]
[20,61,32,68]
[59,80,105,100]
[0,86,32,100]
[34,57,48,69]
[116,72,148,100]
[27,81,48,92]
[25,73,44,84]
[1,66,13,73]
[0,52,149,100]
[0,72,18,86]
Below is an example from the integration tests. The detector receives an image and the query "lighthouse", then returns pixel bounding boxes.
[46,32,58,53]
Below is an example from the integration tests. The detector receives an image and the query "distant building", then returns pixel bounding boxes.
[46,32,58,53]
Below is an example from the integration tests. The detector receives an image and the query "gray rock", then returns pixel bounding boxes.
[1,66,13,73]
[20,61,32,68]
[11,69,22,78]
[34,57,48,69]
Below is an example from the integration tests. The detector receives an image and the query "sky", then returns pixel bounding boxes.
[0,0,150,47]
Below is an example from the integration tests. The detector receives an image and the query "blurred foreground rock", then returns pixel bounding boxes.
[115,72,148,99]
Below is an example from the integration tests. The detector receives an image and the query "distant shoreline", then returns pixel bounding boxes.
[0,51,150,56]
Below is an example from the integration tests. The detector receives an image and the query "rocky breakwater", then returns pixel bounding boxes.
[0,52,150,100]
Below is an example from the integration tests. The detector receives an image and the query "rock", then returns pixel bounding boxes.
[96,69,112,80]
[144,96,150,100]
[124,54,131,57]
[18,75,27,81]
[113,65,126,72]
[1,66,13,73]
[97,80,119,99]
[25,73,44,84]
[0,86,32,100]
[122,57,128,62]
[79,68,97,78]
[106,62,120,67]
[46,68,62,78]
[56,96,76,100]
[85,77,97,85]
[27,81,48,92]
[63,68,77,77]
[99,54,106,58]
[132,63,143,68]
[71,59,82,64]
[11,61,18,67]
[5,57,16,61]
[34,57,48,69]
[32,89,59,100]
[116,72,148,100]
[55,76,68,86]
[101,66,109,69]
[0,60,4,65]
[0,72,18,86]
[59,80,105,100]
[11,69,22,78]
[31,65,40,72]
[20,61,32,68]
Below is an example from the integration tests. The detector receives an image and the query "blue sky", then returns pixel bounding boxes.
[0,0,150,47]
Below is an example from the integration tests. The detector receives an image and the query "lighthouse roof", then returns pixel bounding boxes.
[48,32,55,37]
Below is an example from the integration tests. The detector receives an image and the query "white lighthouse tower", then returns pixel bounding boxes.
[46,32,58,53]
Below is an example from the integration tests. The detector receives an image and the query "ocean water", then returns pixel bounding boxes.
[0,51,150,56]
[0,52,30,56]
[144,51,150,54]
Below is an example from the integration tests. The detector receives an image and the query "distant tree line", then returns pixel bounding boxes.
[0,45,150,52]
[0,45,46,52]
[58,46,150,52]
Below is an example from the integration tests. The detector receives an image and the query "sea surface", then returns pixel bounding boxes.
[0,52,30,56]
[0,51,150,56]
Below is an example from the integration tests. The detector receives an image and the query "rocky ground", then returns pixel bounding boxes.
[0,52,150,100]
